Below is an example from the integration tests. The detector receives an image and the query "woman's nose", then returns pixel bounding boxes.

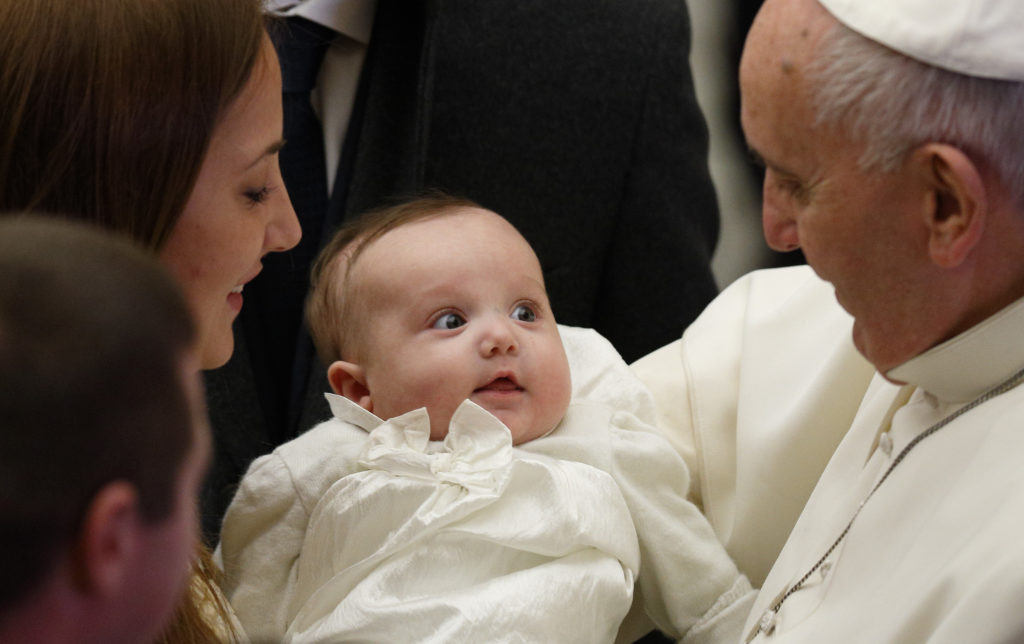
[266,186,302,252]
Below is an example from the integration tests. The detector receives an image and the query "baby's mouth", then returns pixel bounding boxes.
[475,376,522,393]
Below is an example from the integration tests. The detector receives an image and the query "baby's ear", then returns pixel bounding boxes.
[327,361,373,412]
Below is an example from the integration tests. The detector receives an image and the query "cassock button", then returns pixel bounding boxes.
[878,432,893,456]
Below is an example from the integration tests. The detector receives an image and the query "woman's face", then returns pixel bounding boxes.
[159,35,300,369]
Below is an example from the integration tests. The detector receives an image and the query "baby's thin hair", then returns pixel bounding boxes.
[306,191,483,366]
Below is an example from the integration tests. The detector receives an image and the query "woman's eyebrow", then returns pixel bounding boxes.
[246,138,286,169]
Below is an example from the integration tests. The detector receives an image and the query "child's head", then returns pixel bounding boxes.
[307,195,572,444]
[0,216,208,641]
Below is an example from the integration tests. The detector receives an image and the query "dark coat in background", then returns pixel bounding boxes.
[203,0,719,539]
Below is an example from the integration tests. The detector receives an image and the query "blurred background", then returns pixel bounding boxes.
[686,0,804,289]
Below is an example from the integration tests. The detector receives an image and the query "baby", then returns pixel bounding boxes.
[218,195,751,643]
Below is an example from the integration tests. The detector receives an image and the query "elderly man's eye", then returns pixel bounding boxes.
[511,304,537,322]
[774,177,810,204]
[788,183,812,205]
[431,312,466,330]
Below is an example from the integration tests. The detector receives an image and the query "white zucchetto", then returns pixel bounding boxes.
[819,0,1024,81]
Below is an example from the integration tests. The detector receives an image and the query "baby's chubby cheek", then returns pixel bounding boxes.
[514,368,572,444]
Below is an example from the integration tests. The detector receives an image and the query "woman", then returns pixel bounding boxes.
[0,0,300,639]
[0,0,300,369]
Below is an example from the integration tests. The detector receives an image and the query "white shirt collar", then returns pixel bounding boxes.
[265,0,376,44]
[886,295,1024,403]
[326,391,384,430]
[325,393,516,487]
[325,392,515,444]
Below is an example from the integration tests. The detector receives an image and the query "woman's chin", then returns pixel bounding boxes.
[199,330,234,370]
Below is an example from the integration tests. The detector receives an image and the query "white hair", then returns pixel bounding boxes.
[807,21,1024,208]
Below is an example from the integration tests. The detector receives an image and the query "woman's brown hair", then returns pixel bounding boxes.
[0,1,266,640]
[0,0,264,249]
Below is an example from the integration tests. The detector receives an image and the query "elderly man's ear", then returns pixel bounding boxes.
[328,361,373,412]
[915,143,988,268]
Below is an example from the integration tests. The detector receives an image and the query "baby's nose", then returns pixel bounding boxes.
[479,318,519,357]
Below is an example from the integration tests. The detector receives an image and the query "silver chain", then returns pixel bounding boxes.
[747,364,1024,642]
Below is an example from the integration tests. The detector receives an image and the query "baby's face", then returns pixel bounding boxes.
[348,208,571,443]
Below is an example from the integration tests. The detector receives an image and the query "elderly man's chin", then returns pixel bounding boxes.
[824,283,872,365]
[850,319,913,384]
[827,282,882,367]
[850,323,872,364]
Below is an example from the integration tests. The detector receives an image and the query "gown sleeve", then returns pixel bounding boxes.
[217,420,368,641]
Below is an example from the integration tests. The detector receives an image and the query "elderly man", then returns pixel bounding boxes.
[640,0,1024,640]
[736,0,1024,641]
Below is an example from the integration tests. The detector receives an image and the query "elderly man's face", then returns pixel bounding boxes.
[739,0,940,373]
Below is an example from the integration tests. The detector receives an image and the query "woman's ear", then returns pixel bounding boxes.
[916,143,987,268]
[327,361,373,412]
[70,481,141,597]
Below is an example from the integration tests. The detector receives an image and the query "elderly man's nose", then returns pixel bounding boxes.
[762,179,800,252]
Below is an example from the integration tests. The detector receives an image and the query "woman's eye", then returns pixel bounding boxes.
[511,304,537,322]
[432,312,466,330]
[244,186,271,205]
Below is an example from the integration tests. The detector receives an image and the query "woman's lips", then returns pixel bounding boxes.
[228,268,262,312]
[227,287,244,313]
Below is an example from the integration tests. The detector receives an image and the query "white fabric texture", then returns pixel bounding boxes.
[820,0,1024,81]
[744,293,1024,642]
[631,266,875,587]
[219,326,751,643]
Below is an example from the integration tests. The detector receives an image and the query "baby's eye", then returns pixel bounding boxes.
[511,304,537,322]
[432,312,466,330]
